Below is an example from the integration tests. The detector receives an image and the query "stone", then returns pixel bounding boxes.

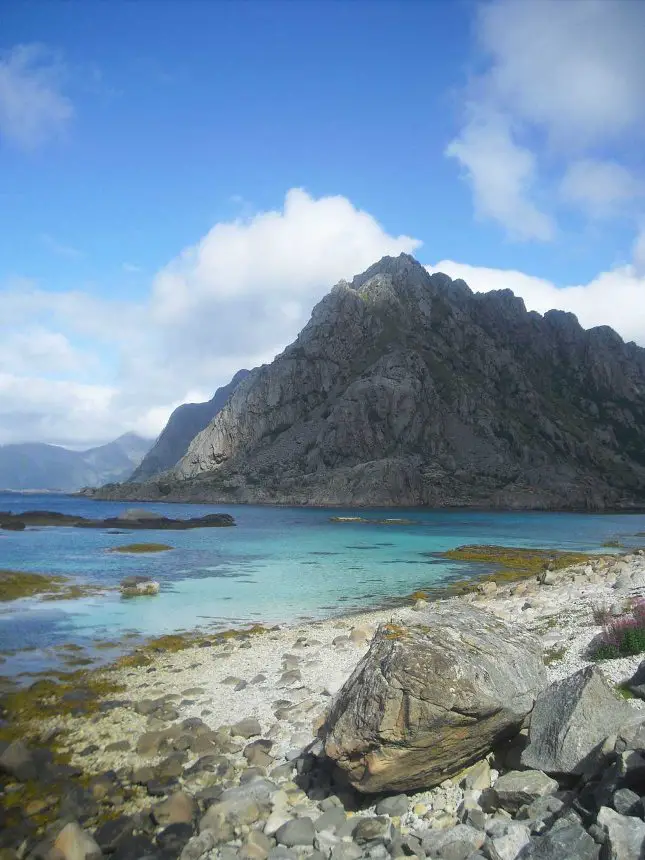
[119,576,160,597]
[627,660,645,700]
[53,823,102,860]
[111,835,157,860]
[485,820,530,860]
[375,794,409,817]
[240,830,273,860]
[0,740,36,781]
[421,824,485,859]
[314,808,347,832]
[612,787,641,816]
[492,770,558,813]
[201,779,275,828]
[323,605,546,792]
[597,806,645,859]
[104,740,130,753]
[275,817,316,847]
[353,817,390,844]
[156,823,194,856]
[519,818,600,859]
[232,718,263,738]
[461,759,491,791]
[152,791,196,826]
[179,832,217,860]
[521,666,634,775]
[93,817,135,854]
[244,739,274,768]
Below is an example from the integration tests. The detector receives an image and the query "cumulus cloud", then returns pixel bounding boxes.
[446,110,554,241]
[429,259,645,347]
[447,0,645,243]
[0,189,421,446]
[0,44,73,149]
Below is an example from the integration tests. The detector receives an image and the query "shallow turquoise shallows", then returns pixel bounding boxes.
[1,492,645,675]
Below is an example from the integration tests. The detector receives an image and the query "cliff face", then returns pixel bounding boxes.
[94,254,645,509]
[129,369,251,481]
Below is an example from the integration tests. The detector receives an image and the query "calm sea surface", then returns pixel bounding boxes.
[2,492,645,676]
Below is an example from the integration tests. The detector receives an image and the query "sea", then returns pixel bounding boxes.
[2,491,645,678]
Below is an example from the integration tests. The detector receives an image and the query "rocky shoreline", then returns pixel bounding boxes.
[3,549,645,859]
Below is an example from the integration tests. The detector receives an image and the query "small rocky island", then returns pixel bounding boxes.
[2,548,645,859]
[0,508,235,531]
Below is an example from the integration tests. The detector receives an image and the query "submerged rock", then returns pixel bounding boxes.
[119,576,160,597]
[323,605,546,792]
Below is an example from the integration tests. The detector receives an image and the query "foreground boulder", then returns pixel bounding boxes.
[521,665,635,775]
[323,605,546,792]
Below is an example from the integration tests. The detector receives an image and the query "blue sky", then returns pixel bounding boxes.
[1,0,644,446]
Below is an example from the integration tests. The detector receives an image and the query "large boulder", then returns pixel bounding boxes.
[322,605,547,792]
[119,576,160,597]
[521,665,635,775]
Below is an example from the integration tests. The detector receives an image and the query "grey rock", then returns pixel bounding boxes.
[94,254,645,512]
[521,666,634,775]
[612,787,641,816]
[421,824,485,859]
[93,816,135,853]
[375,794,409,817]
[53,823,102,860]
[492,770,558,813]
[353,817,390,844]
[152,791,196,826]
[232,718,263,738]
[329,845,362,860]
[179,831,217,860]
[597,806,645,859]
[275,817,316,847]
[518,818,600,859]
[485,820,530,860]
[313,808,347,832]
[156,823,194,857]
[0,740,36,781]
[323,605,546,792]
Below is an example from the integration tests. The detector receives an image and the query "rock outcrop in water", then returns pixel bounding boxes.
[88,253,645,509]
[130,370,251,482]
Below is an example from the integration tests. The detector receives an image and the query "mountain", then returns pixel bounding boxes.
[0,433,152,491]
[89,254,645,510]
[129,369,251,481]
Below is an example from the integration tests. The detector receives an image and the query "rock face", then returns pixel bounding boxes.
[119,576,160,597]
[91,253,645,508]
[322,605,546,792]
[130,369,251,481]
[521,665,635,775]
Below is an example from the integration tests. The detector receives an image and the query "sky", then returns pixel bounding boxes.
[1,0,644,448]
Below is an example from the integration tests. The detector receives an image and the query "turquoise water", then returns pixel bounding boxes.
[1,492,645,675]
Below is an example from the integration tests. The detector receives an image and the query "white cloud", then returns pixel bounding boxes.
[429,259,645,347]
[559,159,640,217]
[0,327,87,376]
[0,189,421,446]
[0,44,73,149]
[448,0,645,242]
[446,110,554,241]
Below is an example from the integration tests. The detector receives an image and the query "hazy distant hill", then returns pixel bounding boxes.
[0,432,152,491]
[129,369,251,481]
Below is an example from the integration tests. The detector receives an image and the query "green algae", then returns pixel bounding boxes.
[110,542,173,553]
[0,570,107,603]
[441,545,593,584]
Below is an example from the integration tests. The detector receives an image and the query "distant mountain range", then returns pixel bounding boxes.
[130,369,251,481]
[88,253,645,510]
[0,433,152,492]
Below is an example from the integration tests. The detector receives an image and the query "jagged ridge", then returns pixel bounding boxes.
[91,254,645,509]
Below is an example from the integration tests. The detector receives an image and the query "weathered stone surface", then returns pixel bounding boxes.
[119,576,160,597]
[485,820,530,860]
[0,740,36,781]
[375,794,409,817]
[519,818,599,859]
[597,806,645,859]
[92,254,645,510]
[93,817,135,854]
[232,718,263,738]
[492,770,558,813]
[421,824,485,859]
[323,605,546,792]
[625,659,645,700]
[152,791,196,826]
[54,823,102,860]
[275,818,316,847]
[521,666,634,775]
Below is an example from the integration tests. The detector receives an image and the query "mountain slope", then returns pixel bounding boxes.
[91,254,645,510]
[0,433,152,491]
[129,369,251,481]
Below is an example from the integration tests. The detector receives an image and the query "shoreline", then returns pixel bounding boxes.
[3,547,645,858]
